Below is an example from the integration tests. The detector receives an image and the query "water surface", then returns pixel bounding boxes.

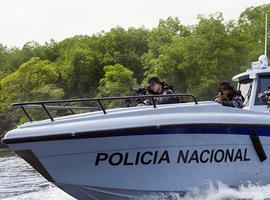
[0,150,74,200]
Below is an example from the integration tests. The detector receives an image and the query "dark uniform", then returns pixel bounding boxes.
[213,82,244,108]
[257,89,270,105]
[154,84,179,105]
[214,91,244,108]
[147,77,179,105]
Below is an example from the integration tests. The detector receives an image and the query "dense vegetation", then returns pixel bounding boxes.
[0,4,269,136]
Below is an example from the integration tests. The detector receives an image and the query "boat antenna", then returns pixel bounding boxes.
[265,13,268,57]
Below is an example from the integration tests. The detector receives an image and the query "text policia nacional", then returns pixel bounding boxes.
[95,148,250,166]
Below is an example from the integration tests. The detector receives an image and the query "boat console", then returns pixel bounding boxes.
[233,55,270,112]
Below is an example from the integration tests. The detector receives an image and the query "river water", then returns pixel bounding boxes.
[1,149,270,200]
[0,150,74,200]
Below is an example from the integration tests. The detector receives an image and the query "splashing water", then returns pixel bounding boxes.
[1,150,270,200]
[140,182,270,200]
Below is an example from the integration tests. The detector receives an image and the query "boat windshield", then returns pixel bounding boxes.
[255,75,270,105]
[238,79,252,107]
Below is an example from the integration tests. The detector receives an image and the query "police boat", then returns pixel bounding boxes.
[2,55,270,200]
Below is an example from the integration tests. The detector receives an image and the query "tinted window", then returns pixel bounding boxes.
[239,79,252,106]
[255,75,270,105]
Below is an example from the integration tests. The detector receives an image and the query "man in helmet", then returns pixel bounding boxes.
[147,77,179,105]
[257,87,270,105]
[213,82,244,108]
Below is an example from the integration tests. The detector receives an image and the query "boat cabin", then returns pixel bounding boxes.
[233,55,270,112]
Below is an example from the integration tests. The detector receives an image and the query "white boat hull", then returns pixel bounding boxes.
[6,125,270,199]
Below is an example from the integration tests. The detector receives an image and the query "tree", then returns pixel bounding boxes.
[238,4,270,63]
[0,57,64,134]
[142,17,190,84]
[100,27,149,82]
[0,44,9,79]
[58,47,103,97]
[98,64,137,107]
[0,57,64,109]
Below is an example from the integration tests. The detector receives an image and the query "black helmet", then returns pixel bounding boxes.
[218,81,234,92]
[148,77,162,85]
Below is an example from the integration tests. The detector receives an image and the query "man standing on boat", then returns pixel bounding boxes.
[147,77,179,105]
[213,82,244,108]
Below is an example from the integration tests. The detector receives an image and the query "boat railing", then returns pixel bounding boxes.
[12,93,198,122]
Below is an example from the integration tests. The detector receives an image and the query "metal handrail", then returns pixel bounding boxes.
[12,93,198,122]
[22,105,98,110]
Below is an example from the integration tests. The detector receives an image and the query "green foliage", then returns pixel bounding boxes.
[59,47,102,97]
[98,64,137,97]
[98,64,137,107]
[0,57,63,108]
[142,17,190,79]
[0,4,270,135]
[100,27,149,82]
[0,57,64,133]
[238,4,270,63]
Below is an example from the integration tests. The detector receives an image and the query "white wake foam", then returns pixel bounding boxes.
[141,182,270,200]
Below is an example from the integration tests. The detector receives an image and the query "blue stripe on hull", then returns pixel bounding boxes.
[3,124,270,144]
[126,127,270,137]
